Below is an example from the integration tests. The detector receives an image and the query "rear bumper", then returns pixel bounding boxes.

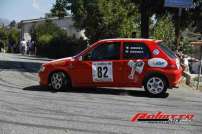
[167,68,183,88]
[170,76,182,88]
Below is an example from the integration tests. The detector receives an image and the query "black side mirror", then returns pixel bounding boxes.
[83,53,92,61]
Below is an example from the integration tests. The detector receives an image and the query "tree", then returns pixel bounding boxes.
[0,27,8,51]
[9,20,16,28]
[132,0,202,39]
[61,0,164,39]
[63,0,140,43]
[128,0,164,38]
[8,28,20,45]
[152,14,175,49]
[50,0,70,17]
[183,0,202,34]
[51,0,202,47]
[8,28,20,52]
[0,26,20,52]
[32,20,87,58]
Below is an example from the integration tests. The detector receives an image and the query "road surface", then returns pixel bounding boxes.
[0,53,201,134]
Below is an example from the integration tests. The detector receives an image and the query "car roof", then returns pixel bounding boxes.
[98,38,162,43]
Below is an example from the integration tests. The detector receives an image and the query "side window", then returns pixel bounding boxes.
[123,42,150,59]
[84,42,120,61]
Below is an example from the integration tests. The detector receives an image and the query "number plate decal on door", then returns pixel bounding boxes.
[92,62,113,82]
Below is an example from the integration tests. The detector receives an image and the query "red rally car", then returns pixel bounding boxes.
[38,38,182,96]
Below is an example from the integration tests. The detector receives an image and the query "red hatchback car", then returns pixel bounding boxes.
[38,38,182,96]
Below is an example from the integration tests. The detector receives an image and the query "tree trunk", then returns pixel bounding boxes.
[174,8,182,50]
[141,2,149,38]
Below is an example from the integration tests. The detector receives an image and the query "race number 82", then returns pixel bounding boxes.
[92,62,113,82]
[97,66,108,78]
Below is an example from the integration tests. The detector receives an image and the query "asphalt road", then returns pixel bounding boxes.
[0,53,201,134]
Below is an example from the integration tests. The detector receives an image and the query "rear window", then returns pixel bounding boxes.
[158,42,177,59]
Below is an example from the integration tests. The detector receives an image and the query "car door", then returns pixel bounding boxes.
[70,41,122,87]
[121,41,151,87]
[90,41,122,87]
[70,57,93,87]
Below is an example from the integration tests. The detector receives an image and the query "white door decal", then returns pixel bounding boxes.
[92,62,113,82]
[128,60,145,80]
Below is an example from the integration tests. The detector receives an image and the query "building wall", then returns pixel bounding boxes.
[20,17,86,42]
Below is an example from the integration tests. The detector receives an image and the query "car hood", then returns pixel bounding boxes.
[44,57,75,66]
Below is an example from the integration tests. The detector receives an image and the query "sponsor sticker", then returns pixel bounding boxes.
[148,58,168,68]
[125,46,144,54]
[153,49,160,55]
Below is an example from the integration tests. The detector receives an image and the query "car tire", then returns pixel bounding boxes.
[144,75,167,97]
[50,72,70,91]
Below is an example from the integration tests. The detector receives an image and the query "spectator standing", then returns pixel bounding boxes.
[11,43,15,53]
[28,40,34,55]
[24,40,28,55]
[32,41,37,55]
[20,39,26,55]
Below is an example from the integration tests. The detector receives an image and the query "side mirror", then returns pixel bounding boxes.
[82,53,92,61]
[78,56,83,61]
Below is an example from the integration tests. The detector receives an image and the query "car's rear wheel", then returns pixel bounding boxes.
[144,75,167,97]
[50,72,69,91]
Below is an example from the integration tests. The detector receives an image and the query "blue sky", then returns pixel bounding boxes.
[0,0,56,22]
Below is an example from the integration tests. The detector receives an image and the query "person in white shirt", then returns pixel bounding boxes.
[20,39,27,55]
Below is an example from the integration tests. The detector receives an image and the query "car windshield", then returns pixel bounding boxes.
[158,42,177,59]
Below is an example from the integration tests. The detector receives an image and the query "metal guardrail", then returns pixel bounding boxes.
[191,41,202,90]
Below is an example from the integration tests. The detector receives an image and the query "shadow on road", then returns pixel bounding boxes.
[23,85,169,98]
[0,60,42,73]
[23,85,58,93]
[16,57,53,62]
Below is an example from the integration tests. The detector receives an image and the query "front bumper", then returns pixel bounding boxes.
[38,71,49,86]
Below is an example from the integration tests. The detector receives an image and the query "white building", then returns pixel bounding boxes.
[19,16,86,41]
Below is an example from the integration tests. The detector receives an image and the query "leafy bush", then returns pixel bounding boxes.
[38,34,54,46]
[152,15,175,50]
[0,27,20,53]
[152,15,196,54]
[0,27,8,52]
[8,28,20,52]
[69,0,140,43]
[32,20,87,58]
[180,36,193,54]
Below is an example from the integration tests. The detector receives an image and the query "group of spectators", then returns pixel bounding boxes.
[176,50,202,74]
[20,39,36,55]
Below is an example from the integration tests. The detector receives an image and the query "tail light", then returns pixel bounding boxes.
[167,59,180,69]
[168,64,178,69]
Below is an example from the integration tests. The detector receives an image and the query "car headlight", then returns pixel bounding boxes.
[39,66,45,72]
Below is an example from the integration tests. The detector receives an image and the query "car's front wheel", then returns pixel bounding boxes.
[144,75,167,97]
[50,72,69,91]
